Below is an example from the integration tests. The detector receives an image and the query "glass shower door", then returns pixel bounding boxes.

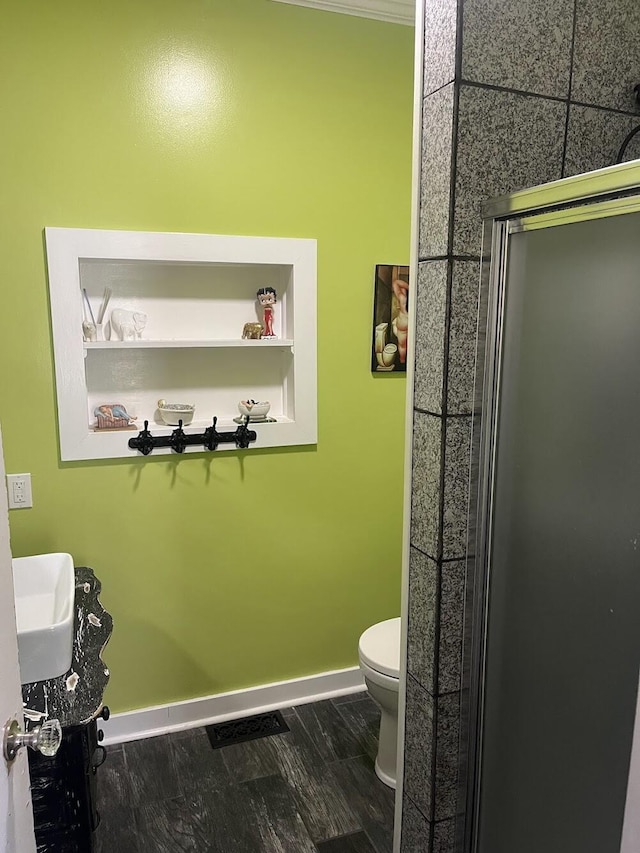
[474,204,640,853]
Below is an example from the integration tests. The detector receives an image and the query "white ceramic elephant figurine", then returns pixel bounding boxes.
[110,309,147,341]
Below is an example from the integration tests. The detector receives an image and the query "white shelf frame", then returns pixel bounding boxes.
[83,339,295,350]
[45,227,317,461]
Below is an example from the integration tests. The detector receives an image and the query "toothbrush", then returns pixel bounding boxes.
[97,287,112,325]
[82,289,96,325]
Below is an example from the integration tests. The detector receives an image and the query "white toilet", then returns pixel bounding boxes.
[358,616,401,789]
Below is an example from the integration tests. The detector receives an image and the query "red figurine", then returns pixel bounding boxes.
[257,287,277,338]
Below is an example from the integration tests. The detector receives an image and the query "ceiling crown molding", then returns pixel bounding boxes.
[270,0,414,26]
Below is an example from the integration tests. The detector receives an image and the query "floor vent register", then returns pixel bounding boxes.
[205,711,290,749]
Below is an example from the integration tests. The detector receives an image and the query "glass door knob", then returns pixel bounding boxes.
[3,718,62,762]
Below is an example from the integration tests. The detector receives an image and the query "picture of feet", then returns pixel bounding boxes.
[371,264,409,372]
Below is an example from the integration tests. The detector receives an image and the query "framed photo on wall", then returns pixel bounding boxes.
[371,263,409,372]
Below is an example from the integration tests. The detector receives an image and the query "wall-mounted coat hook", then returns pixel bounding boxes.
[134,421,155,456]
[170,421,188,454]
[234,418,252,449]
[203,417,220,451]
[128,416,257,455]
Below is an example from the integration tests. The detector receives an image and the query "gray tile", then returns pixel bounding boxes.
[220,729,281,783]
[414,261,448,414]
[438,560,465,695]
[295,699,365,763]
[331,753,395,853]
[410,411,443,559]
[96,744,132,814]
[433,817,458,853]
[134,793,214,852]
[167,727,229,793]
[461,0,573,98]
[434,693,461,821]
[335,697,381,763]
[400,795,432,852]
[124,735,180,807]
[271,718,361,843]
[564,104,640,177]
[572,0,640,113]
[442,416,472,560]
[407,547,438,693]
[403,675,435,819]
[423,0,459,97]
[407,552,465,696]
[419,84,455,258]
[453,86,566,255]
[447,261,480,415]
[317,831,378,853]
[243,774,317,852]
[197,783,265,853]
[95,806,140,853]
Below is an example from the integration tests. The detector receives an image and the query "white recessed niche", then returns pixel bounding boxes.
[45,227,317,461]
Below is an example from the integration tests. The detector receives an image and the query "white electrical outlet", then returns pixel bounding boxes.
[7,474,33,509]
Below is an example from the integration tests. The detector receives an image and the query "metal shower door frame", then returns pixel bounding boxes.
[463,160,640,853]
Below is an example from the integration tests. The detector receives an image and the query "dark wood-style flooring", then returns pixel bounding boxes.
[95,694,395,852]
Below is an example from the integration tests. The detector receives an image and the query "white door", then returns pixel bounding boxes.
[0,428,35,853]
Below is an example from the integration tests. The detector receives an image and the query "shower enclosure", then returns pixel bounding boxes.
[466,162,640,853]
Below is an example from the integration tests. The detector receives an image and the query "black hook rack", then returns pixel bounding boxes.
[128,417,257,455]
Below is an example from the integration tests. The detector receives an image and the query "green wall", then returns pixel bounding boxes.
[0,0,414,712]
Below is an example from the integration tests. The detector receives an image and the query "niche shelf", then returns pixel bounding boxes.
[45,227,317,461]
[83,339,295,350]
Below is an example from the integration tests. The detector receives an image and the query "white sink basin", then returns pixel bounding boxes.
[12,553,75,684]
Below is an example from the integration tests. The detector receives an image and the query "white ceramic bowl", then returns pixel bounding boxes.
[157,400,195,426]
[238,400,271,420]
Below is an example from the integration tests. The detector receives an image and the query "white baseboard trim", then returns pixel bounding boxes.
[102,666,366,746]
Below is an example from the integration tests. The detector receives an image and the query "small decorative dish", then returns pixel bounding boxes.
[238,400,271,421]
[157,399,196,426]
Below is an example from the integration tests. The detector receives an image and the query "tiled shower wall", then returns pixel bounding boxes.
[401,1,640,850]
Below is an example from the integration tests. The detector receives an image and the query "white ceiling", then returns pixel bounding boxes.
[270,0,415,26]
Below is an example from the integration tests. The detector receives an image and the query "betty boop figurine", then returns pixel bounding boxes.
[257,287,277,338]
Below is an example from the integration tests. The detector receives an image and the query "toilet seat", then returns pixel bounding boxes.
[358,617,401,680]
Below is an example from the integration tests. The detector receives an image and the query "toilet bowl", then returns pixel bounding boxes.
[358,617,401,789]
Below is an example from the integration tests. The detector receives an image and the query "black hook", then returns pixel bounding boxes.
[234,415,252,449]
[170,420,187,453]
[203,417,220,451]
[129,420,155,455]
